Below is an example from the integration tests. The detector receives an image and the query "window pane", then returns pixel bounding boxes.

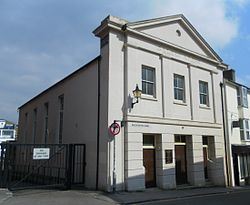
[240,130,245,140]
[240,119,244,129]
[245,119,249,129]
[237,87,242,106]
[2,130,14,138]
[174,77,178,87]
[142,68,146,80]
[147,83,154,95]
[143,135,154,146]
[246,131,250,140]
[142,81,147,94]
[147,68,154,82]
[178,77,184,88]
[242,87,248,107]
[178,89,184,101]
[240,155,244,178]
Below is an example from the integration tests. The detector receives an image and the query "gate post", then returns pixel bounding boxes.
[65,144,73,189]
[0,144,4,187]
[2,143,10,188]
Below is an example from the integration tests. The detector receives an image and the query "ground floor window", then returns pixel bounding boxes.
[239,154,250,179]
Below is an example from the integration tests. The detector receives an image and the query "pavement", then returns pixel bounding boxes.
[0,186,250,205]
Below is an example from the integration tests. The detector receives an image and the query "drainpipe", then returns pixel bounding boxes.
[96,57,101,190]
[220,82,231,187]
[122,24,128,191]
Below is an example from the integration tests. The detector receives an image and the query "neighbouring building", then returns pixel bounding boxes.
[223,69,250,186]
[18,15,228,191]
[0,119,16,144]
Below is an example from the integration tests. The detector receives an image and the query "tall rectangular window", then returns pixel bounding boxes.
[242,87,248,108]
[44,102,49,144]
[58,95,64,144]
[174,74,185,102]
[237,86,248,108]
[237,87,241,106]
[240,119,250,141]
[199,81,209,106]
[142,65,155,96]
[32,108,37,144]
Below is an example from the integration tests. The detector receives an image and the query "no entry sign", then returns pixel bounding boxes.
[109,122,120,136]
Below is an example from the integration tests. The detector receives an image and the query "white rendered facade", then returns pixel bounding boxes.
[0,119,16,144]
[18,15,227,191]
[223,72,250,187]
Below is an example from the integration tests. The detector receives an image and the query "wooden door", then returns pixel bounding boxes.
[175,145,187,185]
[203,147,208,179]
[143,149,156,188]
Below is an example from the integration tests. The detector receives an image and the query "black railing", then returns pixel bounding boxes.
[0,143,86,190]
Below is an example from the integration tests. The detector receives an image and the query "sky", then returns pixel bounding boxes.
[1,0,250,123]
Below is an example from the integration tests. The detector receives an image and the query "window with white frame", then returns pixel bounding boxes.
[242,87,248,107]
[237,86,248,108]
[199,81,209,106]
[142,65,155,96]
[240,119,250,141]
[239,154,250,179]
[174,74,185,102]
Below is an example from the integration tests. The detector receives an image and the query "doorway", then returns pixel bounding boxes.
[143,149,156,188]
[175,145,188,185]
[233,154,240,186]
[203,147,208,180]
[143,135,156,188]
[175,135,187,185]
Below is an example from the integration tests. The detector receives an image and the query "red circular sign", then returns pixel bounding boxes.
[109,122,121,136]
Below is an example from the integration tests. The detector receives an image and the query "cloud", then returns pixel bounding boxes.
[149,0,241,48]
[231,0,250,8]
[0,0,249,122]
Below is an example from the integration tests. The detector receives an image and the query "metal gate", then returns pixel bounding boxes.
[0,143,86,190]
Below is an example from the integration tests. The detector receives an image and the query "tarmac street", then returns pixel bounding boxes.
[1,186,250,205]
[142,190,250,205]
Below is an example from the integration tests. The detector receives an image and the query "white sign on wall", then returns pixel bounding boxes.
[33,148,50,160]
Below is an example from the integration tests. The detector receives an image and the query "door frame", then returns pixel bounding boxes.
[143,135,156,188]
[143,148,156,188]
[175,143,188,185]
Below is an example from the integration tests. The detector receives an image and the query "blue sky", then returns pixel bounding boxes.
[1,0,250,123]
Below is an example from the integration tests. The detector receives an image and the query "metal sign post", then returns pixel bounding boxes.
[109,121,121,192]
[113,137,116,192]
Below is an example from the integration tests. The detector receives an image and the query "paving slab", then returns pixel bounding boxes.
[0,189,12,204]
[0,189,117,205]
[106,186,249,204]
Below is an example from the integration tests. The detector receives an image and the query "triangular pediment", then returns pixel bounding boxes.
[127,15,221,62]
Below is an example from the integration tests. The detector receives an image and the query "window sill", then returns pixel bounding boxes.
[141,94,157,101]
[173,100,187,106]
[199,105,211,110]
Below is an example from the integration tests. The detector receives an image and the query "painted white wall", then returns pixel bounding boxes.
[225,81,250,186]
[138,22,210,57]
[18,59,100,189]
[104,16,225,190]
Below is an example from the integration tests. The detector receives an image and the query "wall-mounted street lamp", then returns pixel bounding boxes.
[132,84,142,108]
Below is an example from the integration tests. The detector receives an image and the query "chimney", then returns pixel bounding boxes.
[223,69,236,82]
